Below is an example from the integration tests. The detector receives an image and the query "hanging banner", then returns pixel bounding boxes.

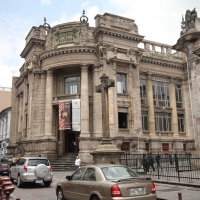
[59,101,71,130]
[72,99,80,131]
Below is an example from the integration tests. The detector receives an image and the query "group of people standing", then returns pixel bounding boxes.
[142,152,174,173]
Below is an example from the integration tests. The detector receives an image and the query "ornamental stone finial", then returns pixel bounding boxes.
[80,10,88,23]
[43,17,51,32]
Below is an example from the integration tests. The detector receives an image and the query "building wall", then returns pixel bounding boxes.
[0,107,11,157]
[8,12,196,162]
[0,87,11,112]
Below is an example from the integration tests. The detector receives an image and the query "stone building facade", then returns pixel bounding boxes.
[0,107,11,157]
[8,11,200,163]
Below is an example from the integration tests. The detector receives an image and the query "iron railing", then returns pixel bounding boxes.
[120,154,200,183]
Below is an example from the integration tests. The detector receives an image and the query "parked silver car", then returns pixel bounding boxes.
[9,157,53,188]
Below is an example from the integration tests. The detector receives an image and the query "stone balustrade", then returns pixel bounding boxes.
[139,39,185,61]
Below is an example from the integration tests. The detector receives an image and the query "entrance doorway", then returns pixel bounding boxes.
[64,131,79,153]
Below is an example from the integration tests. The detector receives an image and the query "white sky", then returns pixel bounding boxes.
[0,0,200,87]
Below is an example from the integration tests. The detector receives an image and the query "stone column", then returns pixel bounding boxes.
[40,72,46,135]
[169,78,179,136]
[27,72,33,138]
[17,93,23,138]
[44,70,53,137]
[92,65,101,137]
[80,65,90,137]
[22,79,27,138]
[146,73,155,135]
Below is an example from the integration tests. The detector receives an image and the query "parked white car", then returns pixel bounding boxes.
[9,157,53,188]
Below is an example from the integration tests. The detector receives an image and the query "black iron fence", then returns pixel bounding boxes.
[120,153,200,183]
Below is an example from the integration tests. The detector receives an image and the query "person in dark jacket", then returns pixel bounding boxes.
[147,152,155,171]
[142,153,148,173]
[155,153,161,167]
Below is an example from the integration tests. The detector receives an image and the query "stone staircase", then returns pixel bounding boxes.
[50,153,77,171]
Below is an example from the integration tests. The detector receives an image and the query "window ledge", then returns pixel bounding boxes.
[141,104,149,108]
[117,93,129,98]
[118,128,130,132]
[154,106,172,110]
[143,130,150,134]
[178,132,186,134]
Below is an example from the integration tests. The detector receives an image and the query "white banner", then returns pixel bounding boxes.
[72,99,80,131]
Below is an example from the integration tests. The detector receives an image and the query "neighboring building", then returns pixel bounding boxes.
[8,11,200,163]
[0,87,11,112]
[0,107,11,157]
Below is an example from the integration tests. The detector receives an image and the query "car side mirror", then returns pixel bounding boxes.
[66,175,71,180]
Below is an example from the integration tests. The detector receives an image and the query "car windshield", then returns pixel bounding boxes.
[101,166,139,180]
[27,159,49,166]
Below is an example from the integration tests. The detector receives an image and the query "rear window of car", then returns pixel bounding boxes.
[27,159,49,166]
[101,166,139,180]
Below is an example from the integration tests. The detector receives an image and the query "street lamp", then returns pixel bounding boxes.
[135,128,141,153]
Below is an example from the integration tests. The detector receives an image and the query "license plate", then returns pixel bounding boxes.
[35,180,43,183]
[129,188,143,195]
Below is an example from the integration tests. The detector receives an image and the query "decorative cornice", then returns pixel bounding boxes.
[40,46,97,61]
[141,56,185,69]
[93,26,144,42]
[20,38,45,58]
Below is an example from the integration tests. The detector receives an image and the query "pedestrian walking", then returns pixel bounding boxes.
[169,152,173,165]
[147,152,155,172]
[155,153,161,167]
[75,156,81,169]
[142,153,148,173]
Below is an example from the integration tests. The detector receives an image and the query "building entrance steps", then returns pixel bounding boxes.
[50,153,77,171]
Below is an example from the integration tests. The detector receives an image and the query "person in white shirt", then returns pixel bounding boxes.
[75,156,81,169]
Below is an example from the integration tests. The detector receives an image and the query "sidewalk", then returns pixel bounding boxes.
[154,180,200,200]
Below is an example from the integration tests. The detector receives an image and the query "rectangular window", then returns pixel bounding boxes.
[155,113,171,131]
[183,143,186,152]
[162,143,169,153]
[140,79,147,104]
[152,78,170,107]
[118,112,128,128]
[178,114,184,132]
[65,76,80,94]
[121,142,130,153]
[175,84,182,108]
[117,73,126,93]
[145,143,149,152]
[142,111,148,131]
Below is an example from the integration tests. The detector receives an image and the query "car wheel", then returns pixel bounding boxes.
[91,195,100,200]
[17,175,23,188]
[44,181,51,187]
[57,188,65,200]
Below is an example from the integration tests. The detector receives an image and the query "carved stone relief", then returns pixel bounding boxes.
[116,65,128,73]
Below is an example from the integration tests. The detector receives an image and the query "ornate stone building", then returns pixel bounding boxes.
[8,11,200,163]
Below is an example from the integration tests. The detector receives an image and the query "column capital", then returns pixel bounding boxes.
[47,69,53,75]
[169,77,175,83]
[81,64,89,71]
[147,72,152,80]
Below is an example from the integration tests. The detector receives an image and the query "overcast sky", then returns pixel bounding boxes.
[0,0,200,87]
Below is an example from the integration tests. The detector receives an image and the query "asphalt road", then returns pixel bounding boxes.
[10,171,73,200]
[8,171,200,200]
